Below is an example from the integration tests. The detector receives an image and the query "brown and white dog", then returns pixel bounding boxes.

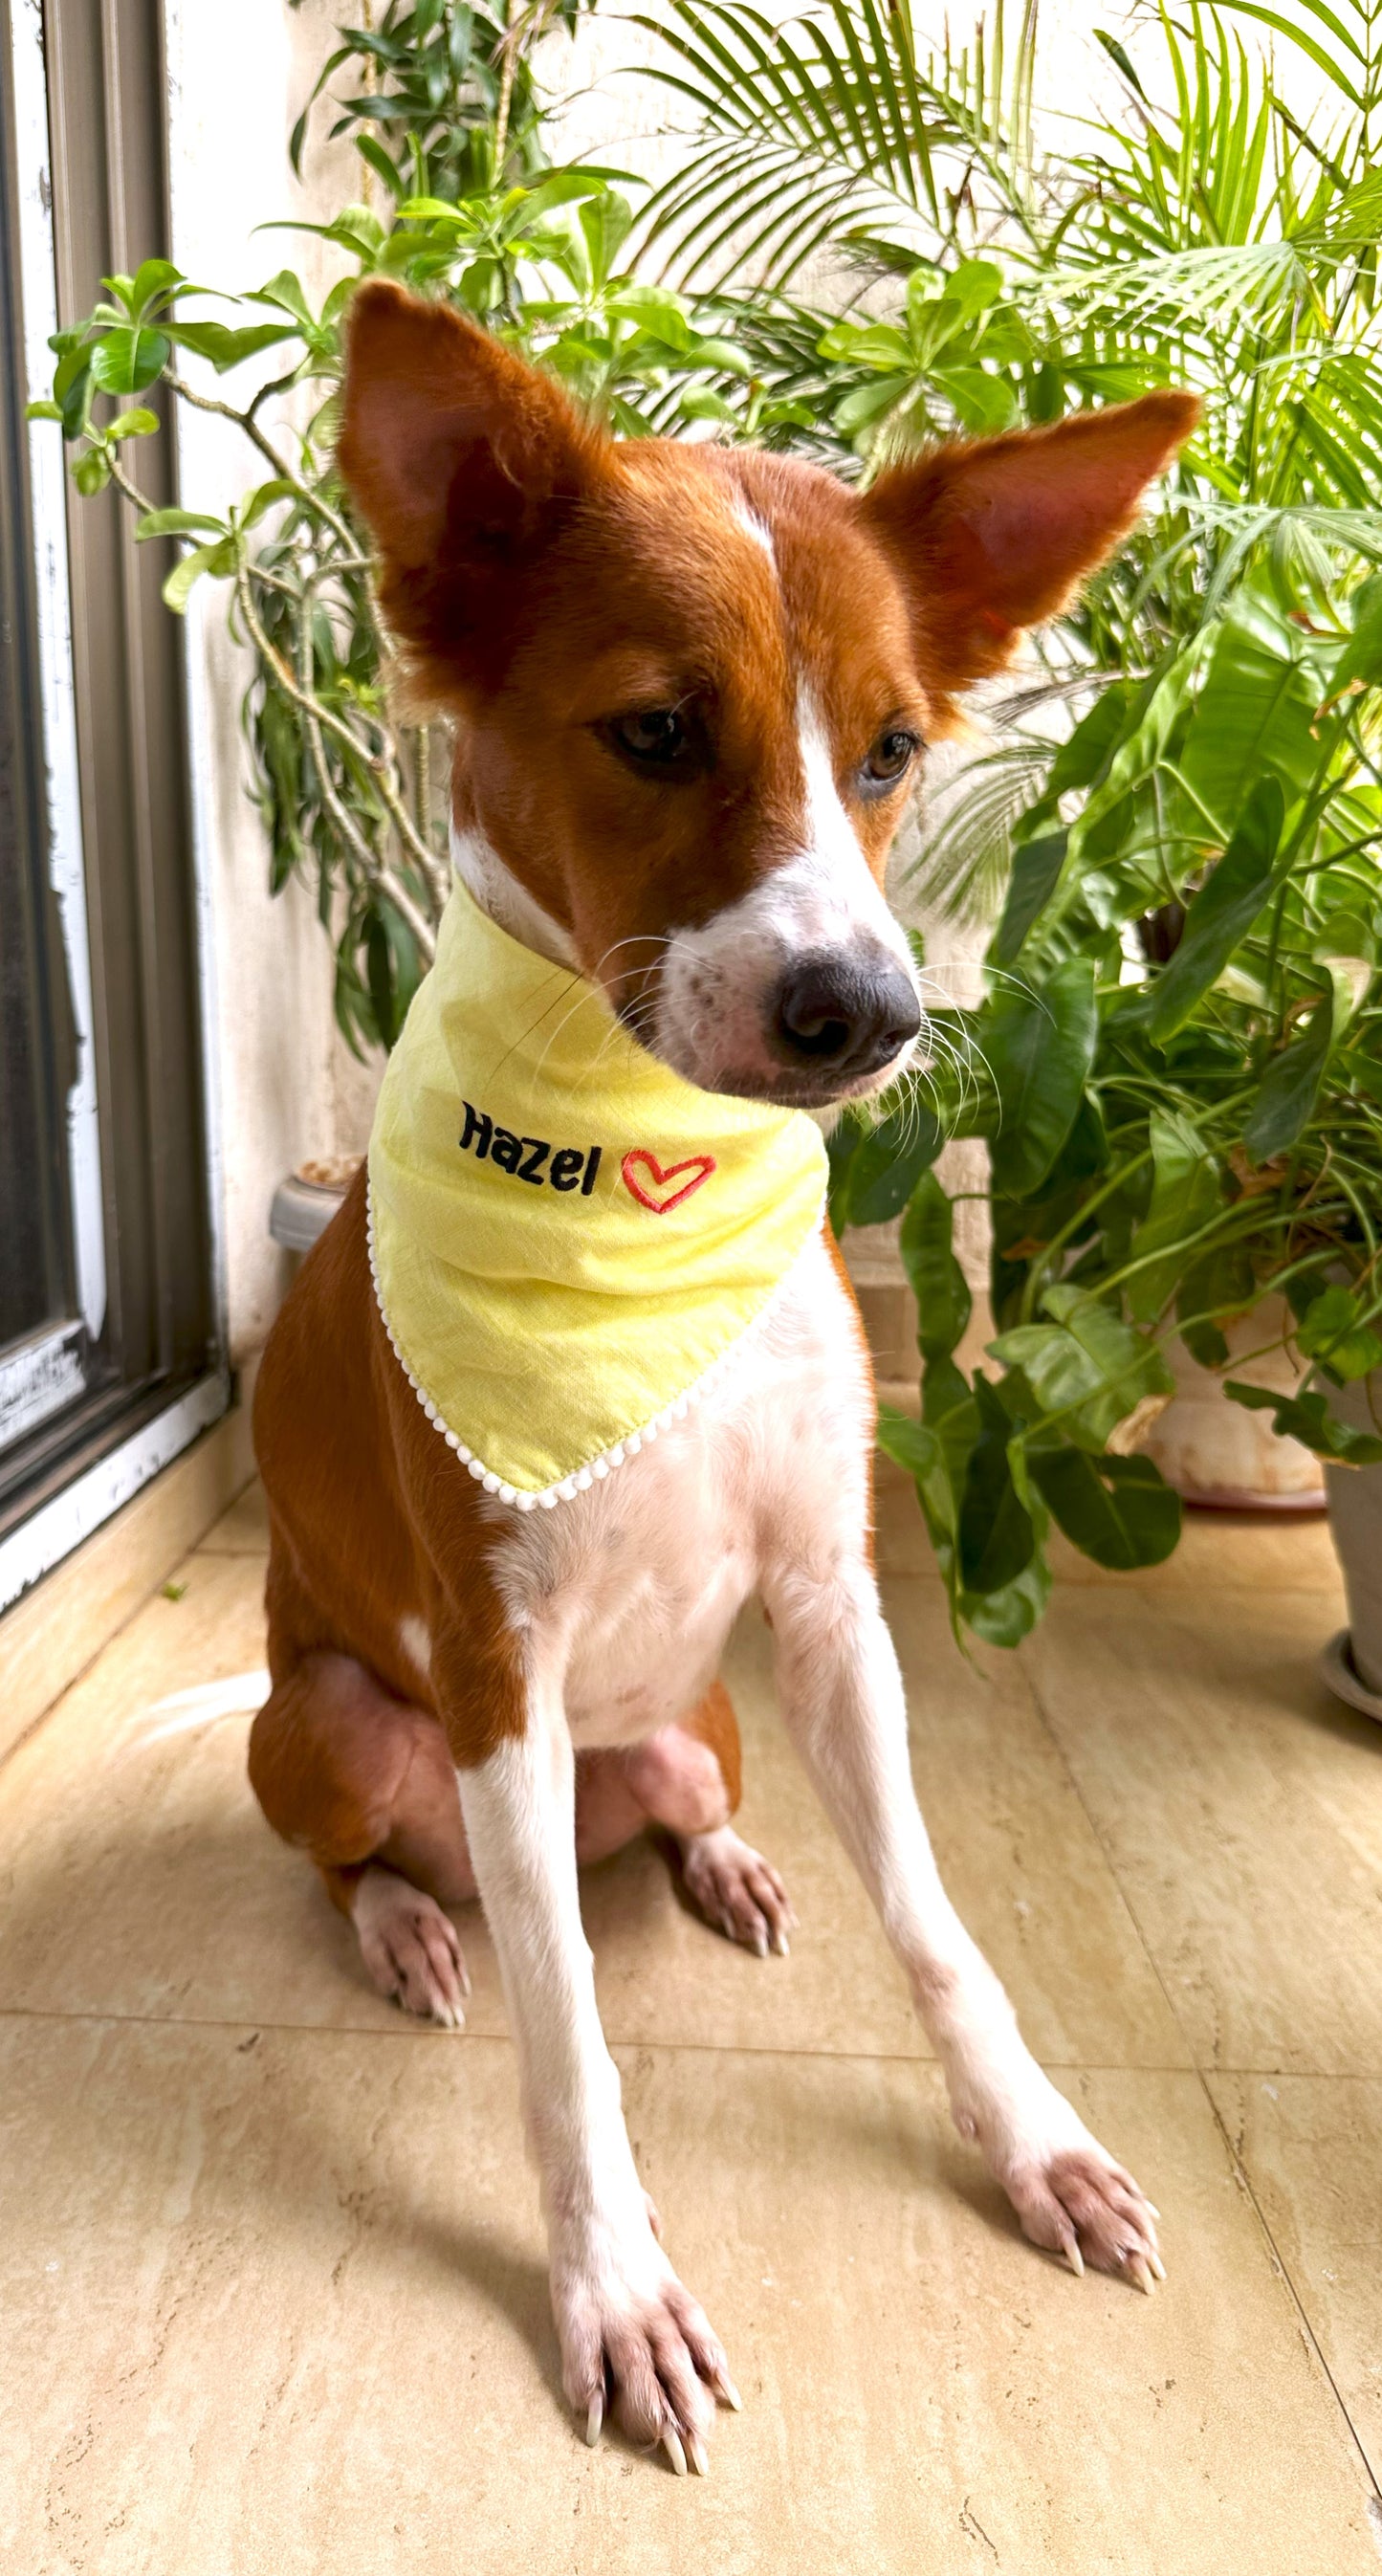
[250,281,1196,2472]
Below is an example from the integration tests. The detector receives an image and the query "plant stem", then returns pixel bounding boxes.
[237,561,436,961]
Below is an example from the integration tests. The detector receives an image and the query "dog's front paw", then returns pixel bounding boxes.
[1002,2138,1164,2292]
[956,2073,1165,2292]
[553,2213,738,2472]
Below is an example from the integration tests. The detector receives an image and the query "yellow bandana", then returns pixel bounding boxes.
[367,871,828,1509]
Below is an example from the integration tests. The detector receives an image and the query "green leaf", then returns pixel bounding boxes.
[1243,982,1334,1159]
[604,285,692,348]
[1323,570,1382,702]
[962,1548,1051,1647]
[1094,28,1149,96]
[845,1093,944,1225]
[354,134,407,201]
[991,830,1066,965]
[240,477,297,529]
[136,506,225,540]
[1048,683,1134,801]
[899,1169,971,1362]
[54,345,93,437]
[932,365,1018,434]
[1072,658,1193,859]
[1224,1382,1382,1464]
[946,258,1005,318]
[89,326,170,393]
[1177,595,1322,831]
[1147,777,1285,1040]
[920,1353,980,1521]
[1293,1284,1382,1383]
[986,957,1097,1197]
[25,398,62,422]
[957,1378,1037,1595]
[676,386,736,424]
[1028,1447,1181,1569]
[161,538,235,611]
[71,448,111,496]
[1127,1110,1221,1324]
[127,256,183,317]
[168,319,300,371]
[878,1397,961,1558]
[105,407,160,439]
[1177,1239,1255,1368]
[990,1285,1174,1451]
[876,1407,941,1482]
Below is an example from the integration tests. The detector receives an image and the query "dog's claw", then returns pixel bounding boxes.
[585,2395,603,2448]
[1061,2235,1085,2279]
[715,2370,742,2411]
[686,2429,709,2476]
[663,2426,688,2476]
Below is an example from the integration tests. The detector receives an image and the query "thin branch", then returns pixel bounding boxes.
[166,371,359,560]
[236,560,436,961]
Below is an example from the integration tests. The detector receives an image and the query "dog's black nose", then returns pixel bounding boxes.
[771,951,922,1079]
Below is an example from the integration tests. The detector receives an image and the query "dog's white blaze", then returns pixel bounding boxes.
[731,495,777,566]
[653,689,920,1092]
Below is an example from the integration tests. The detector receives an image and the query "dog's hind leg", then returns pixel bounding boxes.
[249,1649,473,2028]
[623,1682,797,1959]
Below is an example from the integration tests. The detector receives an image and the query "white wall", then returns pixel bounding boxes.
[165,0,379,1365]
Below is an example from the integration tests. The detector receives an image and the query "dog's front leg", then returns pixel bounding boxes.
[454,1683,734,2468]
[762,1552,1165,2290]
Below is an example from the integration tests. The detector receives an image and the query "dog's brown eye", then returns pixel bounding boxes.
[861,727,920,794]
[609,708,692,768]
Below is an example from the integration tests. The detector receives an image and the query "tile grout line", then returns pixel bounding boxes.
[0,1997,1218,2071]
[0,1994,1369,2078]
[1196,2075,1382,2500]
[1020,1654,1382,2505]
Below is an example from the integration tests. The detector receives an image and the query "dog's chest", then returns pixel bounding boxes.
[485,1234,871,1748]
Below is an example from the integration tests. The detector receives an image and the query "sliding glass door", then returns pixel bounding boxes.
[0,0,220,1593]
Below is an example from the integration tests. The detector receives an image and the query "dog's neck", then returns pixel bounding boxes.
[449,819,578,973]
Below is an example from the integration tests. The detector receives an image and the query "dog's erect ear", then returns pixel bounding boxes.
[858,391,1199,715]
[338,279,609,679]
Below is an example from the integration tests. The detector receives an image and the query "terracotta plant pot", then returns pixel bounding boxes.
[1138,1297,1326,1512]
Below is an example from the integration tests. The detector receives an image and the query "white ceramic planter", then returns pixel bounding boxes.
[268,1157,358,1254]
[1138,1297,1326,1510]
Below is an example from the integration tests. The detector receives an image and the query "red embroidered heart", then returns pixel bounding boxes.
[621,1149,716,1214]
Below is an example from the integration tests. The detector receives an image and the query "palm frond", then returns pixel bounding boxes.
[903,738,1057,922]
[629,0,1042,289]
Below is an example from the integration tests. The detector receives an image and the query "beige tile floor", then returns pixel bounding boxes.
[3,1472,1381,2572]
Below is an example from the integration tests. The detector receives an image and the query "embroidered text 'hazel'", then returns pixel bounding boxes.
[460,1099,603,1195]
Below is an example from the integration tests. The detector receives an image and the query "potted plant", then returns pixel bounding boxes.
[39,0,1382,1693]
[641,0,1382,1662]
